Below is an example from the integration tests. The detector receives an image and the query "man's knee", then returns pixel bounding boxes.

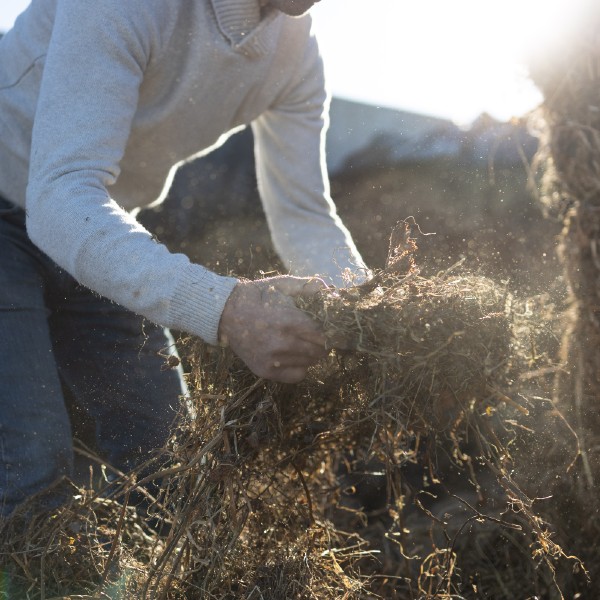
[0,423,73,517]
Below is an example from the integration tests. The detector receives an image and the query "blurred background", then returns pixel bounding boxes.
[0,0,590,124]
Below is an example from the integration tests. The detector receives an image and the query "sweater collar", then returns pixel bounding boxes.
[210,0,279,58]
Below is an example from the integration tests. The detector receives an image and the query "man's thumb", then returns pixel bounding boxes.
[272,276,327,299]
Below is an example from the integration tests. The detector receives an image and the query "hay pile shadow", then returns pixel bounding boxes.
[0,223,584,599]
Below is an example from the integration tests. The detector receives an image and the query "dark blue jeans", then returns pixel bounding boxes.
[0,198,185,517]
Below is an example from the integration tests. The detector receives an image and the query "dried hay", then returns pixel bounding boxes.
[529,4,600,594]
[0,222,584,598]
[0,478,170,598]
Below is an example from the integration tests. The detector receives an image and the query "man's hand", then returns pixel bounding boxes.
[218,275,328,383]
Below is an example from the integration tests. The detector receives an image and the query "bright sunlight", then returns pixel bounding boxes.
[312,0,592,123]
[1,0,594,123]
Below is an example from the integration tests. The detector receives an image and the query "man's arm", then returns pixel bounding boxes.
[26,0,238,346]
[251,18,369,287]
[222,18,371,382]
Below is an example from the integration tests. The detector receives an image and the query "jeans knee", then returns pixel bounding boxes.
[0,425,73,517]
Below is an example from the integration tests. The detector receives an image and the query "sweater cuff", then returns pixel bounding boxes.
[168,263,239,345]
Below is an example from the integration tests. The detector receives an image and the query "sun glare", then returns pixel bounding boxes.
[0,0,594,124]
[312,0,592,123]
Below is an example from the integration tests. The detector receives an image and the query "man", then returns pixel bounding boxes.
[0,0,367,516]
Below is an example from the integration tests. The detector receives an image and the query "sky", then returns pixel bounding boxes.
[0,0,589,124]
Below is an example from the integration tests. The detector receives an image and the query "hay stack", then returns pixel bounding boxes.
[131,223,571,599]
[0,224,578,598]
[531,4,600,502]
[529,4,600,593]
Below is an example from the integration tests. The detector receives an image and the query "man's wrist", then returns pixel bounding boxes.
[168,264,239,345]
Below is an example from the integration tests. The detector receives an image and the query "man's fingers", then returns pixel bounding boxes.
[272,340,329,365]
[299,277,328,298]
[293,319,328,347]
[266,298,327,346]
[220,275,337,383]
[269,275,327,299]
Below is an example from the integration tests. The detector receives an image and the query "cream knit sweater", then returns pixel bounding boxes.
[0,0,366,345]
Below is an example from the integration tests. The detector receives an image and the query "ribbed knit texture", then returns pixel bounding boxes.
[169,264,239,346]
[211,0,278,56]
[0,0,367,345]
